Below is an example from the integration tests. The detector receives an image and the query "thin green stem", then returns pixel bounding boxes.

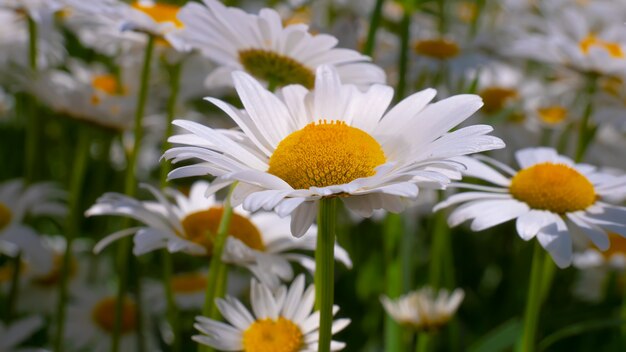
[160,62,183,187]
[28,16,37,71]
[111,34,155,352]
[161,250,181,352]
[362,0,385,57]
[384,213,404,352]
[53,126,91,352]
[211,263,229,318]
[519,241,546,352]
[25,16,38,182]
[416,332,430,352]
[429,210,450,290]
[200,184,236,352]
[574,75,597,163]
[395,9,411,101]
[315,198,337,352]
[5,253,22,322]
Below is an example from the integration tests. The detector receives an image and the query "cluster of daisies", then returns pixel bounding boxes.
[1,0,626,351]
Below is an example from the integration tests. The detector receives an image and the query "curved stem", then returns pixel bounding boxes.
[362,0,385,57]
[519,241,546,352]
[53,126,91,352]
[111,34,155,352]
[316,198,337,352]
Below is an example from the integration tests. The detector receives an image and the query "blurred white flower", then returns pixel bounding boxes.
[0,315,44,351]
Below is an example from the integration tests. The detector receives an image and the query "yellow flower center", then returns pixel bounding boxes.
[579,35,624,58]
[91,74,124,95]
[0,203,11,231]
[91,296,137,334]
[479,87,518,114]
[180,207,265,254]
[242,317,303,352]
[238,49,315,88]
[600,76,623,97]
[413,39,460,60]
[600,233,626,259]
[509,163,596,214]
[268,121,387,190]
[132,1,183,27]
[33,254,77,287]
[537,106,567,125]
[456,2,478,23]
[170,273,207,294]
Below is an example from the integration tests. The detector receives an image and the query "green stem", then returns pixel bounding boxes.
[25,16,38,182]
[429,210,450,290]
[362,0,385,57]
[200,184,236,352]
[519,241,546,352]
[416,332,430,352]
[160,62,183,187]
[161,251,181,352]
[574,75,597,163]
[27,16,37,70]
[395,9,411,101]
[5,253,22,322]
[111,34,155,352]
[53,126,91,352]
[211,263,229,318]
[315,198,337,352]
[384,213,404,352]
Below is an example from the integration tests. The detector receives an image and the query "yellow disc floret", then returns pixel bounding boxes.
[242,317,303,352]
[509,163,596,214]
[413,38,460,60]
[91,296,137,334]
[537,106,567,125]
[132,1,183,27]
[0,203,11,231]
[170,273,207,294]
[180,207,265,254]
[479,87,518,114]
[268,121,386,190]
[239,49,315,88]
[579,34,625,58]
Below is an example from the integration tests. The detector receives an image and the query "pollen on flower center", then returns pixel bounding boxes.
[509,162,596,214]
[579,34,625,58]
[132,1,183,27]
[170,273,207,293]
[0,202,11,231]
[180,207,265,254]
[238,49,315,88]
[91,296,137,334]
[413,38,460,60]
[267,121,387,190]
[479,86,518,114]
[242,317,303,352]
[537,106,567,125]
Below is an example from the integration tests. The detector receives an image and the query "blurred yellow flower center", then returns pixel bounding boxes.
[537,106,567,125]
[510,163,596,214]
[91,296,137,334]
[239,49,315,88]
[170,273,207,293]
[457,2,478,23]
[600,233,626,259]
[479,87,518,114]
[413,39,460,60]
[579,35,624,58]
[33,254,77,287]
[181,207,265,254]
[600,76,623,97]
[132,1,183,27]
[268,121,386,190]
[242,317,303,352]
[0,203,11,231]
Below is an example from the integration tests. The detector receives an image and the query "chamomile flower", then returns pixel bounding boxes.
[380,286,464,332]
[0,315,44,351]
[193,274,350,351]
[169,0,385,89]
[164,65,504,236]
[65,288,157,352]
[435,147,626,268]
[86,180,351,288]
[29,60,139,131]
[0,179,65,273]
[1,0,63,23]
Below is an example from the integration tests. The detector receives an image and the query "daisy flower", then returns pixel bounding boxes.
[193,274,350,351]
[164,65,504,236]
[86,180,351,288]
[380,286,464,332]
[0,315,44,351]
[0,179,66,273]
[1,0,63,23]
[435,147,626,268]
[169,0,385,89]
[65,287,157,352]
